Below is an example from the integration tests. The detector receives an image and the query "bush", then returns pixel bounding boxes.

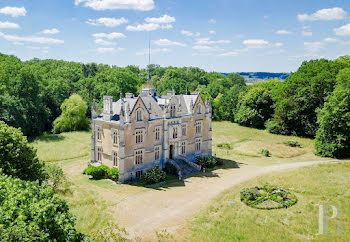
[0,172,86,241]
[142,166,166,185]
[261,149,271,157]
[217,143,232,149]
[195,155,220,168]
[0,121,47,182]
[84,164,119,181]
[164,162,178,176]
[46,164,66,192]
[283,140,302,148]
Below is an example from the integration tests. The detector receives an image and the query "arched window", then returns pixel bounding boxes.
[170,104,176,117]
[197,104,202,114]
[136,109,142,121]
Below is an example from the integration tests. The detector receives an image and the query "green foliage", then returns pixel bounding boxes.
[84,164,119,181]
[0,121,47,182]
[141,166,166,185]
[283,140,302,148]
[195,155,220,168]
[164,162,178,176]
[315,68,350,158]
[90,222,128,241]
[46,164,65,192]
[53,94,89,133]
[260,149,271,157]
[0,172,86,241]
[217,143,232,149]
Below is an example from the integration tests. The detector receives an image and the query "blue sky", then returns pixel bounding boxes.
[1,0,350,72]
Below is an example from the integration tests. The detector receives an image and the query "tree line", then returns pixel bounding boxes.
[0,53,349,158]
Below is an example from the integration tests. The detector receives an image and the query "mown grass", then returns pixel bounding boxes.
[188,162,350,241]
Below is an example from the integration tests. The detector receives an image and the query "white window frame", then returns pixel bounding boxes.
[195,138,201,152]
[112,129,118,145]
[170,104,176,117]
[97,147,102,161]
[135,149,144,165]
[155,127,160,141]
[181,141,186,155]
[135,129,144,144]
[195,121,202,134]
[113,151,118,166]
[154,146,161,160]
[97,126,102,141]
[197,104,202,114]
[181,124,186,136]
[136,108,143,121]
[173,126,178,139]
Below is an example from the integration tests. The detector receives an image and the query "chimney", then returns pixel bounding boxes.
[125,93,134,98]
[103,96,113,121]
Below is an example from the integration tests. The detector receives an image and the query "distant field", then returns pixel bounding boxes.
[188,162,350,241]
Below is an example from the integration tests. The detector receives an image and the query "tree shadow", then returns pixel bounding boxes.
[33,134,65,142]
[128,174,186,190]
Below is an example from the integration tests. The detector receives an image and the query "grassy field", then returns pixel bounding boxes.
[30,121,330,237]
[188,162,350,241]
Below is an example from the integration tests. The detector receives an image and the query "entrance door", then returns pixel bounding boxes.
[169,145,174,160]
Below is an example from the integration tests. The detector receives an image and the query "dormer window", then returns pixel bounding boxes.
[170,104,176,117]
[136,109,143,121]
[197,104,202,114]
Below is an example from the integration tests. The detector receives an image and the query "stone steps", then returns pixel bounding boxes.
[172,158,199,178]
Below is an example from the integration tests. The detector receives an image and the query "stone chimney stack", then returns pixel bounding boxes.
[103,96,113,121]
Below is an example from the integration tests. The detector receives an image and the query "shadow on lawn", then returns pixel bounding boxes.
[31,134,65,142]
[129,157,242,190]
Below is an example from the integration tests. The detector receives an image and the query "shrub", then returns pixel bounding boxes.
[164,162,178,176]
[0,121,47,182]
[0,172,86,241]
[46,164,65,192]
[195,155,220,168]
[217,143,232,149]
[260,149,271,157]
[84,164,119,181]
[142,166,166,185]
[283,140,302,148]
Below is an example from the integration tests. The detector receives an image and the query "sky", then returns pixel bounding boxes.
[1,0,350,72]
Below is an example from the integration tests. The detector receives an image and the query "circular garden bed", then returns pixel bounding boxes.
[240,185,297,209]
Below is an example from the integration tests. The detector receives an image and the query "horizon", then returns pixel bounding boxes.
[1,0,350,72]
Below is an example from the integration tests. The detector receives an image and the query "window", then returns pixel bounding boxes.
[197,104,202,114]
[195,139,201,151]
[136,109,142,121]
[97,147,102,161]
[181,141,186,155]
[173,127,178,139]
[97,127,102,141]
[170,104,176,117]
[155,146,160,160]
[136,130,143,144]
[136,170,143,178]
[113,151,118,166]
[135,150,143,164]
[195,121,202,134]
[155,127,160,141]
[112,130,118,145]
[181,124,186,136]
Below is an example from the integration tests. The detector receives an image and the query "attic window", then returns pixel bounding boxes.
[197,104,202,114]
[170,104,176,117]
[136,109,143,121]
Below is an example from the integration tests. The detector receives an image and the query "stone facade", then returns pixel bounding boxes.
[91,88,212,183]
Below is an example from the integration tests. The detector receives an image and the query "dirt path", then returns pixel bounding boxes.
[108,159,340,240]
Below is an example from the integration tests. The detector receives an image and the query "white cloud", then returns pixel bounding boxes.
[275,42,284,47]
[276,30,291,35]
[0,6,26,17]
[92,32,126,40]
[298,7,347,21]
[181,30,200,37]
[334,23,350,36]
[94,38,116,45]
[304,41,324,53]
[126,22,172,31]
[209,30,216,35]
[0,32,64,44]
[192,45,223,52]
[219,51,239,57]
[208,18,216,24]
[243,39,269,48]
[195,37,231,45]
[145,14,175,24]
[40,28,60,35]
[154,39,186,47]
[87,17,128,27]
[96,47,115,53]
[302,31,312,36]
[0,21,20,29]
[75,0,154,11]
[324,37,338,43]
[136,48,171,56]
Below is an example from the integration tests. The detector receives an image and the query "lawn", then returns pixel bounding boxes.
[188,161,350,241]
[29,121,331,237]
